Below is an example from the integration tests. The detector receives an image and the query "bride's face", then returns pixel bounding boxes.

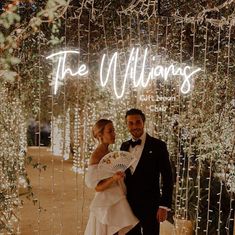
[101,123,115,144]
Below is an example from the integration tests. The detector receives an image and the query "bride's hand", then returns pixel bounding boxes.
[112,171,125,181]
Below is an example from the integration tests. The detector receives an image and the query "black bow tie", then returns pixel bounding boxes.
[129,139,141,148]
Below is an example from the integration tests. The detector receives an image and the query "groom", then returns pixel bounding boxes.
[121,108,173,235]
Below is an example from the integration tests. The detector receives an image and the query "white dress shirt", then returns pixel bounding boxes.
[129,132,146,174]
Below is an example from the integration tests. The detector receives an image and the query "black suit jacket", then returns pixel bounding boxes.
[121,133,173,219]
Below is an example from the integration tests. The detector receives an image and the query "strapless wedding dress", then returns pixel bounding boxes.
[84,164,138,235]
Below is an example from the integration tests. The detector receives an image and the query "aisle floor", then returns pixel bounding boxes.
[20,147,174,235]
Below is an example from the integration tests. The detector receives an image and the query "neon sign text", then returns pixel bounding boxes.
[46,48,201,97]
[100,48,201,98]
[46,50,88,94]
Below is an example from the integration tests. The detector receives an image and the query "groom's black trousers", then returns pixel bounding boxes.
[126,204,160,235]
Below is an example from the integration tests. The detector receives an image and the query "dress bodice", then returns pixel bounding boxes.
[84,164,139,235]
[85,164,126,208]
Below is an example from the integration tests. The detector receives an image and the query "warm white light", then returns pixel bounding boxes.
[46,50,88,94]
[47,48,201,97]
[100,47,201,98]
[100,48,136,98]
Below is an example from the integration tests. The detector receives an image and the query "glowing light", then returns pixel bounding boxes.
[100,48,135,98]
[100,47,201,98]
[46,51,88,94]
[47,48,201,98]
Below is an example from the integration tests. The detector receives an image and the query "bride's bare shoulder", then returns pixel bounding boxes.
[89,145,107,165]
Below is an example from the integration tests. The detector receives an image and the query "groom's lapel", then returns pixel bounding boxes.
[122,140,132,178]
[133,134,152,174]
[141,134,152,157]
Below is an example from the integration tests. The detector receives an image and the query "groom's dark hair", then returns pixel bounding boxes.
[125,108,146,122]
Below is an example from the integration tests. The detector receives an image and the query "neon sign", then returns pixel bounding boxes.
[46,50,88,94]
[46,48,201,98]
[100,48,201,98]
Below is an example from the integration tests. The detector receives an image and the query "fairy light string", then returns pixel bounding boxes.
[176,20,186,221]
[16,47,22,235]
[50,84,55,235]
[136,13,142,108]
[198,22,209,234]
[17,105,27,235]
[59,11,69,233]
[191,20,201,234]
[153,17,161,138]
[227,23,234,233]
[217,180,223,234]
[101,14,108,56]
[112,19,121,85]
[147,16,155,136]
[164,17,170,135]
[73,106,81,172]
[148,17,155,136]
[204,23,218,234]
[214,25,222,234]
[73,10,82,234]
[187,21,198,226]
[129,14,137,106]
[225,195,234,232]
[36,29,42,235]
[81,103,88,232]
[81,9,92,233]
[137,12,141,45]
[112,16,123,125]
[224,23,234,233]
[185,23,194,223]
[204,98,213,233]
[162,17,175,181]
[193,22,208,234]
[126,13,134,107]
[48,40,62,233]
[225,23,232,110]
[72,7,82,174]
[172,18,180,222]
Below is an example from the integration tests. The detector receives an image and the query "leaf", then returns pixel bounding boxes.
[7,12,20,26]
[0,70,17,82]
[31,17,42,27]
[9,56,21,65]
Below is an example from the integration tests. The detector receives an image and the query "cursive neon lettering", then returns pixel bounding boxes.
[47,48,201,98]
[46,50,88,94]
[100,47,201,98]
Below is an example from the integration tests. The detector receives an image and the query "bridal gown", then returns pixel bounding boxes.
[84,164,138,235]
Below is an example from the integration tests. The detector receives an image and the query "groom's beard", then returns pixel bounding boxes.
[130,129,143,139]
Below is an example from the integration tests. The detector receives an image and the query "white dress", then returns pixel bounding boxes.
[84,165,139,235]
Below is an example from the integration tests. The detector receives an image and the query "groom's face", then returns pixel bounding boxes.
[126,114,144,139]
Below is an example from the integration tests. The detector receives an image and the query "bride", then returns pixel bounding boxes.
[84,119,138,235]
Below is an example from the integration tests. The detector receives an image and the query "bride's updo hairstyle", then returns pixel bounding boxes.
[92,119,112,140]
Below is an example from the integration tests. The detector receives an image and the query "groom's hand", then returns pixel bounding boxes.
[156,208,168,223]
